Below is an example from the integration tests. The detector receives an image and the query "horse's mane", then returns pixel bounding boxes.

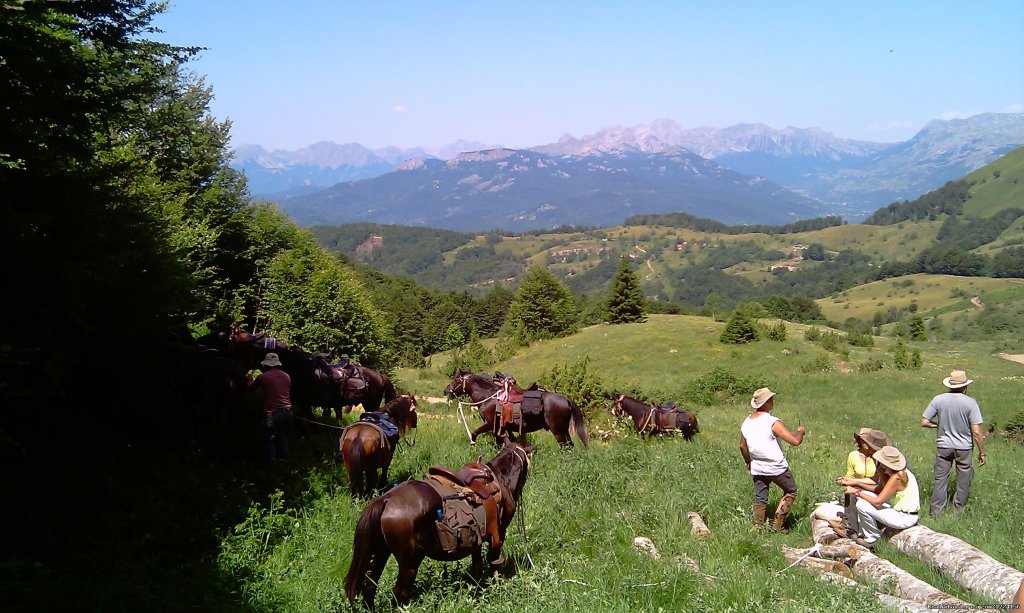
[381,394,416,431]
[488,444,529,497]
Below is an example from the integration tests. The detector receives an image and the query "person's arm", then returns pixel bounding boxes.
[851,471,901,508]
[772,419,805,446]
[921,402,938,428]
[971,423,986,466]
[739,435,751,472]
[837,476,877,489]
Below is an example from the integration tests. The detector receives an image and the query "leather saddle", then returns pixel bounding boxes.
[427,459,503,551]
[651,403,683,432]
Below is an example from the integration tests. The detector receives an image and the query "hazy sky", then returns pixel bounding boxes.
[154,1,1024,151]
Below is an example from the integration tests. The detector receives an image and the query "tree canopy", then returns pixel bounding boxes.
[605,257,647,324]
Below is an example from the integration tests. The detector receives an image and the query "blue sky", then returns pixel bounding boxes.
[154,1,1024,151]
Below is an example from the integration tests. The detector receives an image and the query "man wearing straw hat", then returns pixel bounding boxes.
[921,369,986,515]
[739,387,806,532]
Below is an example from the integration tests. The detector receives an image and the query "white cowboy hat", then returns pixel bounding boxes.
[942,370,973,389]
[872,445,907,472]
[750,387,776,409]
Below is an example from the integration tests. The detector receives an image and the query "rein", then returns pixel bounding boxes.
[503,446,534,569]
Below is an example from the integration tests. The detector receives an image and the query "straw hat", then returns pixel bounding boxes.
[854,428,893,452]
[942,370,973,389]
[261,353,282,368]
[872,445,907,472]
[750,387,776,409]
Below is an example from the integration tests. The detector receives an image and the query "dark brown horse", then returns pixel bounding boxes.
[444,369,589,448]
[612,394,700,440]
[340,394,418,496]
[344,442,535,608]
[310,354,396,418]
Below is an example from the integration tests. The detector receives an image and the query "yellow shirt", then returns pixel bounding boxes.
[846,450,876,479]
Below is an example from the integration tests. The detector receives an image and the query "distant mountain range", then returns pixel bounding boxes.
[233,112,1024,229]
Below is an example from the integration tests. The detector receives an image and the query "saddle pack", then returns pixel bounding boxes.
[498,390,544,437]
[425,460,504,554]
[357,411,399,448]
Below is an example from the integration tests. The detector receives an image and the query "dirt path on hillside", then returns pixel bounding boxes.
[646,258,656,280]
[998,353,1024,366]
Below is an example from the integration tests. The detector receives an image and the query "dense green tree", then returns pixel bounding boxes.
[720,310,759,344]
[605,257,647,324]
[261,238,394,367]
[502,266,579,341]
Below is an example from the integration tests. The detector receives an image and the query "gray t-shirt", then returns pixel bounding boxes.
[922,392,983,450]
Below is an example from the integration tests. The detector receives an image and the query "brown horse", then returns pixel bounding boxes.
[340,394,418,497]
[443,369,588,448]
[612,394,700,440]
[344,442,535,608]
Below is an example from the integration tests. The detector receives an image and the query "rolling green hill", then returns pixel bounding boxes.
[314,149,1024,341]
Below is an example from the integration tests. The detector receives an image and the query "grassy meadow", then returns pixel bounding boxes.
[221,315,1024,612]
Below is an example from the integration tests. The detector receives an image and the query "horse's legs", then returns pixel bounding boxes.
[362,550,389,610]
[545,409,573,448]
[470,421,492,445]
[391,557,423,606]
[378,453,393,492]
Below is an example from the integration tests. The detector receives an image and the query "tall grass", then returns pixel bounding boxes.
[221,315,1024,611]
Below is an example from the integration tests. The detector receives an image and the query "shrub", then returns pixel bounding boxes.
[801,355,833,373]
[892,339,910,369]
[820,331,843,353]
[1007,410,1024,443]
[767,322,787,341]
[847,330,875,348]
[539,356,607,415]
[682,367,764,405]
[805,326,822,341]
[858,357,885,372]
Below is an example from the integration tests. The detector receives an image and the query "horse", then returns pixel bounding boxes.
[175,341,249,458]
[340,394,418,496]
[344,442,535,608]
[444,369,589,448]
[310,353,396,418]
[612,394,700,440]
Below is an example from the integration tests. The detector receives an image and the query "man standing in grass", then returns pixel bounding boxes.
[921,369,986,516]
[739,387,806,532]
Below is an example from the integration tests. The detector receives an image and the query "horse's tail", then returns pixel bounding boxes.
[344,495,387,603]
[344,432,363,494]
[569,398,589,448]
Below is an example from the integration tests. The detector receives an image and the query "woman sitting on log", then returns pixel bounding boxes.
[833,428,892,534]
[837,445,920,547]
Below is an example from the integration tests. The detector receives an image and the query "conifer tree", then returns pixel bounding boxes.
[501,266,579,342]
[605,257,647,324]
[720,310,759,344]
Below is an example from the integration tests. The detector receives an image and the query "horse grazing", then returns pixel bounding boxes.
[344,442,535,608]
[612,394,700,440]
[340,394,418,496]
[444,369,589,448]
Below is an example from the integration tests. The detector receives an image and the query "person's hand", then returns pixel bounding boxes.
[978,453,986,467]
[835,476,847,486]
[796,426,806,436]
[844,486,859,495]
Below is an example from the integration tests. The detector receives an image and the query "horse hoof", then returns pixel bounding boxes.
[489,553,506,566]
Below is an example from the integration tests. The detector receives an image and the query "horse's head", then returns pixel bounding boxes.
[383,393,418,433]
[444,369,472,397]
[611,394,626,416]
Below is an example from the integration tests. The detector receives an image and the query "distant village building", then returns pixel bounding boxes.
[355,235,384,256]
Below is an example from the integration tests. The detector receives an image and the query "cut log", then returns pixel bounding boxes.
[784,542,862,561]
[890,524,1024,604]
[809,503,844,544]
[686,511,710,538]
[782,545,854,578]
[876,593,937,613]
[850,549,989,610]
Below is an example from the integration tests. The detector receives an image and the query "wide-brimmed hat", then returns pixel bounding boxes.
[750,387,776,409]
[261,353,282,368]
[872,445,907,472]
[854,428,893,452]
[942,370,973,389]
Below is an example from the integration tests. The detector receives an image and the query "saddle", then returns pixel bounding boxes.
[497,390,544,438]
[427,459,504,554]
[650,403,683,432]
[356,411,399,447]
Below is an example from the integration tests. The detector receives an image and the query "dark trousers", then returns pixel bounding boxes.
[752,469,797,505]
[930,447,974,515]
[263,408,293,464]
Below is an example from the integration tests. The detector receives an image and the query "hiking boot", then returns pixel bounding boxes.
[772,494,796,534]
[752,504,767,529]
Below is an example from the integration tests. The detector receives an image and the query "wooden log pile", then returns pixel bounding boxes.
[782,516,1020,612]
